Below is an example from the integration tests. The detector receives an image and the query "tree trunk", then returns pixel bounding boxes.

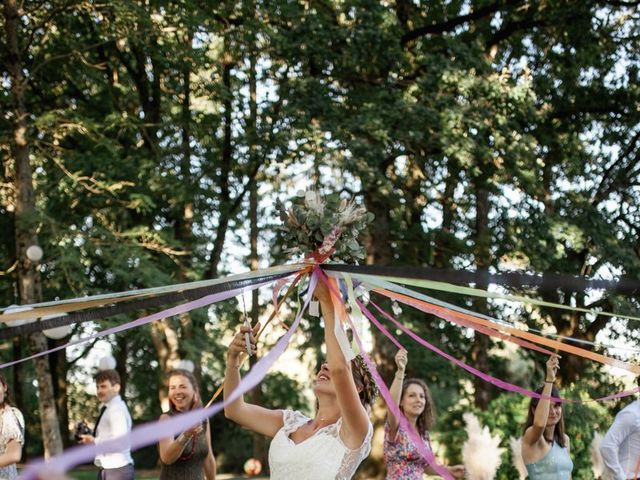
[434,160,460,268]
[3,0,63,457]
[50,339,71,447]
[361,177,396,479]
[471,180,491,410]
[115,335,129,396]
[207,38,234,279]
[363,181,394,266]
[150,320,181,410]
[175,29,201,384]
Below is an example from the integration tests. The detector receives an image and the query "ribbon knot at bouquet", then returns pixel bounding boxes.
[276,189,375,263]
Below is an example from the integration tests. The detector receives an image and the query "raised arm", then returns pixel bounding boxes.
[223,322,284,437]
[315,276,370,449]
[386,349,407,441]
[522,356,558,448]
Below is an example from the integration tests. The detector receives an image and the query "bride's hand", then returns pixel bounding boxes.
[227,323,259,361]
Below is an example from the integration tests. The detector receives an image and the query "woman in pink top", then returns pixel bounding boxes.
[384,349,464,479]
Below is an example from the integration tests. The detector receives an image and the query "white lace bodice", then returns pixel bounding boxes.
[269,409,372,480]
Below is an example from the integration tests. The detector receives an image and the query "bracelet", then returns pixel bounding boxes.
[176,433,189,446]
[226,360,241,369]
[395,373,405,380]
[545,379,554,383]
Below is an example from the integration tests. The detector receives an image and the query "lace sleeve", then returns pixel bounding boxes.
[336,420,373,479]
[281,409,310,435]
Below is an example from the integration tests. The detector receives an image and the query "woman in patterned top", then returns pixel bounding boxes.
[384,349,464,479]
[224,278,376,480]
[0,373,24,480]
[158,368,216,480]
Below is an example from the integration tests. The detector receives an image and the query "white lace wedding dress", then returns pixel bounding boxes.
[269,409,373,480]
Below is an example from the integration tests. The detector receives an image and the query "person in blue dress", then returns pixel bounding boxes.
[522,355,573,479]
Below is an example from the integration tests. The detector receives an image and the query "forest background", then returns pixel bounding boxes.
[1,0,639,478]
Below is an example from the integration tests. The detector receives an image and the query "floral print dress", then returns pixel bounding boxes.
[384,422,431,480]
[0,407,24,480]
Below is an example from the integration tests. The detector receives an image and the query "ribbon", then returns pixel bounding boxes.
[1,276,290,371]
[323,264,640,295]
[364,298,640,403]
[347,273,640,375]
[352,272,640,323]
[377,287,640,375]
[20,270,318,479]
[1,264,305,323]
[354,272,640,354]
[316,269,453,479]
[205,268,312,407]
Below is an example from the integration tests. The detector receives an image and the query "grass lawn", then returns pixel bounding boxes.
[67,469,265,480]
[68,469,158,479]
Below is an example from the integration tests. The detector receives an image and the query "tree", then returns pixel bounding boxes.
[2,0,64,457]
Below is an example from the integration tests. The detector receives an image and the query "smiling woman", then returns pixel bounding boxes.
[158,369,216,480]
[521,356,573,480]
[223,278,375,480]
[383,349,465,479]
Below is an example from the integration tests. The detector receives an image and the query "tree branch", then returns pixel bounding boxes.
[400,0,523,46]
[592,130,640,205]
[31,40,113,77]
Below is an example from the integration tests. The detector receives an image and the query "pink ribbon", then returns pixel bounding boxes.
[366,298,640,404]
[315,269,453,480]
[20,271,318,479]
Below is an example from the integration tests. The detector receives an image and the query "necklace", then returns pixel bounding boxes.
[178,431,199,461]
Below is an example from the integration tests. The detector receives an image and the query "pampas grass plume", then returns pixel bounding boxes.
[98,355,117,371]
[462,413,504,480]
[509,436,527,479]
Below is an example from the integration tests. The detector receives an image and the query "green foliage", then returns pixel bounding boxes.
[2,0,639,475]
[276,190,374,263]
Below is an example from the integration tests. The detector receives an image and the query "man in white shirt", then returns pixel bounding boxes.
[600,379,640,480]
[80,369,134,480]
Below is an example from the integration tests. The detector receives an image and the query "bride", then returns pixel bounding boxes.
[223,279,375,479]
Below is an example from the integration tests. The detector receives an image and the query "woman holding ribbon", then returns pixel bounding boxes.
[384,349,465,479]
[224,278,376,479]
[158,368,216,480]
[0,374,24,480]
[521,355,573,479]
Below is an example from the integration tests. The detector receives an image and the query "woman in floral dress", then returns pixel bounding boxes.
[0,374,24,480]
[384,349,464,479]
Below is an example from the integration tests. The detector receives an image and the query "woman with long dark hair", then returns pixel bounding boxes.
[0,374,24,480]
[383,349,464,479]
[158,368,216,480]
[522,355,573,479]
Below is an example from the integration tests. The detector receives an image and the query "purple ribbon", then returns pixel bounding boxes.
[20,271,317,479]
[2,277,291,371]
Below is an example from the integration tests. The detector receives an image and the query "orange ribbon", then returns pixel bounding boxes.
[376,288,640,375]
